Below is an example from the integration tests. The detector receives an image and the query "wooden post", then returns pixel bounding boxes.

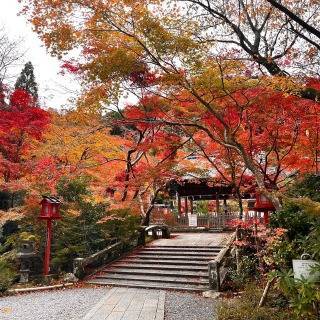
[254,211,258,236]
[177,195,181,216]
[263,211,269,224]
[244,207,249,221]
[44,219,52,276]
[223,198,227,210]
[215,194,220,213]
[223,198,227,226]
[216,195,220,227]
[190,198,193,214]
[184,197,188,215]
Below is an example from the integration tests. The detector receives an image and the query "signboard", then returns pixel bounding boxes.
[292,259,320,282]
[188,214,197,227]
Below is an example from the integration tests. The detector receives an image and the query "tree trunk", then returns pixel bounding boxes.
[234,140,282,210]
[11,192,14,208]
[141,205,154,226]
[235,187,243,219]
[140,187,163,226]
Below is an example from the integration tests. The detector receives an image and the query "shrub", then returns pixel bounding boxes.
[51,201,111,272]
[225,256,259,290]
[99,208,140,244]
[288,174,320,202]
[275,269,320,320]
[217,283,292,320]
[0,259,16,293]
[303,226,320,260]
[270,201,316,240]
[51,205,140,272]
[3,176,141,275]
[48,177,119,271]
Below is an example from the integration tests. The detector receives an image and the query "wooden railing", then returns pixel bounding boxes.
[150,211,238,229]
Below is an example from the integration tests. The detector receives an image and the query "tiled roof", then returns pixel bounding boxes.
[41,196,62,204]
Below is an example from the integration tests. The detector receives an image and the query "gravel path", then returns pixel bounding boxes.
[0,287,109,320]
[165,291,216,320]
[0,287,217,320]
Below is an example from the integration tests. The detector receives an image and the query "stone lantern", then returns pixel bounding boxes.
[17,241,36,283]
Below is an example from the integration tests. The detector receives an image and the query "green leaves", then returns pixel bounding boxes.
[275,269,320,319]
[57,176,91,203]
[0,259,16,293]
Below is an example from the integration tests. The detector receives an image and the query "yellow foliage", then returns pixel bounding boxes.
[39,109,124,172]
[291,197,320,217]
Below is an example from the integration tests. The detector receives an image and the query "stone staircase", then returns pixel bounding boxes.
[87,245,224,291]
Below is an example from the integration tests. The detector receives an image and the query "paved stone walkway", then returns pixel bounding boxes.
[150,232,231,247]
[83,287,165,320]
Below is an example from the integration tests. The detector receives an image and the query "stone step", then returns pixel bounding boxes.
[94,273,208,284]
[143,246,222,252]
[102,268,208,278]
[137,250,219,256]
[128,254,215,260]
[87,279,209,292]
[147,245,223,249]
[111,263,208,271]
[121,258,210,265]
[86,240,226,292]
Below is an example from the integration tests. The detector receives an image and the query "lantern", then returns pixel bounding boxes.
[254,193,275,211]
[38,196,62,275]
[254,192,275,224]
[39,196,62,220]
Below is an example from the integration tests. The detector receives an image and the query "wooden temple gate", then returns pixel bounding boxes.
[156,211,238,229]
[150,180,276,228]
[151,181,240,229]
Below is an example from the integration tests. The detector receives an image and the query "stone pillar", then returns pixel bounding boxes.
[208,261,220,291]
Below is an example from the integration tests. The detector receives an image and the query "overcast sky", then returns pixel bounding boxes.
[0,0,78,109]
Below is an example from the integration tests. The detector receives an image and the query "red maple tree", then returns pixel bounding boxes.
[0,89,50,189]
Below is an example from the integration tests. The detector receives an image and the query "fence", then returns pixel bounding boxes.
[150,210,238,229]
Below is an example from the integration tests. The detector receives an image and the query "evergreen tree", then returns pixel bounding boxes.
[15,62,38,100]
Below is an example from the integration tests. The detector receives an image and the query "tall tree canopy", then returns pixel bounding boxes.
[20,0,320,209]
[0,88,49,191]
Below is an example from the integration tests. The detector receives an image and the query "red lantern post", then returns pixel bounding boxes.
[253,192,275,225]
[39,196,62,275]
